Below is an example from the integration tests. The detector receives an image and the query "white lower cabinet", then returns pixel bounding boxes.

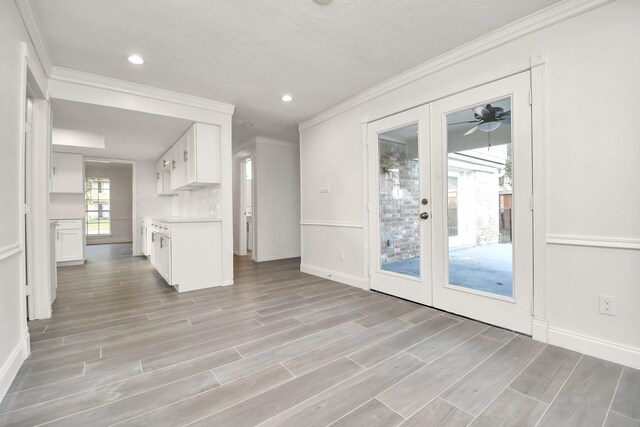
[54,219,84,264]
[150,219,222,292]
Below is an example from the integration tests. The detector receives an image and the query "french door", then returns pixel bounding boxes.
[369,72,533,334]
[368,106,432,305]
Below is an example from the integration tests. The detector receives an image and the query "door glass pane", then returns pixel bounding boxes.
[446,97,513,297]
[378,123,421,278]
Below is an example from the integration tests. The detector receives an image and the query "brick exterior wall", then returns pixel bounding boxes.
[379,139,420,265]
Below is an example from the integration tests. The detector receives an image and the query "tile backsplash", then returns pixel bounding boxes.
[172,185,221,218]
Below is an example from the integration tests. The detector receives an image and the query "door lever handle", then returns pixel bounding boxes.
[420,212,429,220]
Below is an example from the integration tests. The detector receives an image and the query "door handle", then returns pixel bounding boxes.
[420,212,429,220]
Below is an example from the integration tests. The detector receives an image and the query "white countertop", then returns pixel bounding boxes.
[146,216,222,223]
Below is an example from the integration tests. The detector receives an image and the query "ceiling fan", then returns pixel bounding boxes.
[449,104,511,136]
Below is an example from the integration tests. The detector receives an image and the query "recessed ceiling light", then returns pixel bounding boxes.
[281,94,293,102]
[128,55,144,65]
[313,0,332,4]
[242,123,254,128]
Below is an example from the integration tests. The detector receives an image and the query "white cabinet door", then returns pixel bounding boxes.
[190,123,221,185]
[56,228,83,262]
[161,236,172,285]
[51,153,83,193]
[151,232,160,269]
[156,160,164,195]
[185,126,197,185]
[156,156,175,196]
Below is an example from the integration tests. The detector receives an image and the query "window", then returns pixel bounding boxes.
[85,178,111,235]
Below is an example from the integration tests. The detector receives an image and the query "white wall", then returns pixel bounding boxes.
[49,193,84,220]
[136,160,173,218]
[0,0,47,401]
[233,137,301,262]
[299,0,640,368]
[256,139,301,261]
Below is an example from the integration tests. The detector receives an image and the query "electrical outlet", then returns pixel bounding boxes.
[599,294,616,316]
[338,249,345,261]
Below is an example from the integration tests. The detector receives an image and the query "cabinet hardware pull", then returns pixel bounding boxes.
[172,160,176,170]
[156,172,160,179]
[184,150,188,161]
[52,166,56,176]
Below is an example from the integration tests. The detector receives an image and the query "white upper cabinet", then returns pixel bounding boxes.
[155,122,221,195]
[169,123,221,191]
[51,152,83,193]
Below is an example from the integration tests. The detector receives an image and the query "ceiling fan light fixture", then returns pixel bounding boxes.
[127,54,144,65]
[478,121,501,132]
[313,0,332,4]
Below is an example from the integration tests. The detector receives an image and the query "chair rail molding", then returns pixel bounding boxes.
[300,220,363,229]
[547,234,640,250]
[0,242,23,262]
[299,0,615,132]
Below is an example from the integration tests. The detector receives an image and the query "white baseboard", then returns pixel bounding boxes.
[256,254,301,262]
[300,264,368,289]
[57,259,85,267]
[548,326,640,370]
[222,280,234,286]
[0,330,30,402]
[531,319,548,343]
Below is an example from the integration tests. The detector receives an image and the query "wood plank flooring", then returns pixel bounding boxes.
[1,243,638,426]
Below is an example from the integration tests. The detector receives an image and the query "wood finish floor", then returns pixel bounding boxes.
[1,243,639,426]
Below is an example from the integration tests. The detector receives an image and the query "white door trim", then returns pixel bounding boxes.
[83,157,138,256]
[530,56,549,342]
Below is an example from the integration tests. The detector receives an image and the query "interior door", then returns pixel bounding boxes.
[430,72,533,333]
[368,106,432,305]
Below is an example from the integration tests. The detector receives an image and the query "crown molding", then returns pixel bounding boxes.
[298,0,616,132]
[233,136,297,153]
[255,136,298,149]
[15,0,53,75]
[50,66,235,115]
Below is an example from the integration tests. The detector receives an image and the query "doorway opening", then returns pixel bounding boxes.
[84,160,134,246]
[239,155,255,261]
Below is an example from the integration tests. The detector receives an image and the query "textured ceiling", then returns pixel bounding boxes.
[35,0,561,144]
[51,99,192,160]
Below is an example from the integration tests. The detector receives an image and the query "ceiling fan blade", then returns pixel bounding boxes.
[448,120,479,126]
[497,110,511,118]
[464,125,479,136]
